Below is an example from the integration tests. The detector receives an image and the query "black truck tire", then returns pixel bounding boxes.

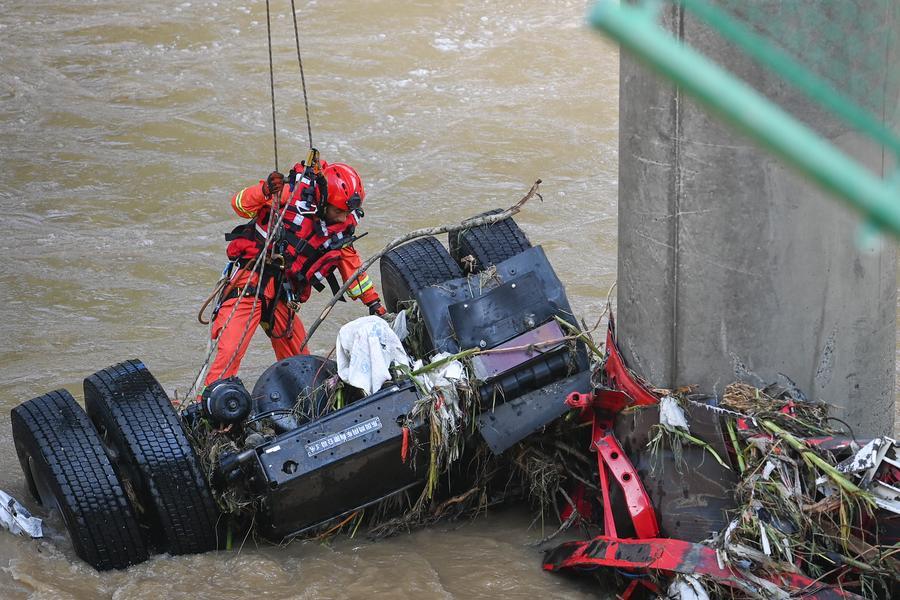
[449,209,531,272]
[380,236,464,312]
[83,359,220,556]
[10,389,149,570]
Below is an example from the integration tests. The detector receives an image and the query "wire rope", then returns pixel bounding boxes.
[290,0,314,149]
[265,0,279,170]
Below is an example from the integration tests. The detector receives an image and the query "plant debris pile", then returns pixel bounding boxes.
[668,381,900,598]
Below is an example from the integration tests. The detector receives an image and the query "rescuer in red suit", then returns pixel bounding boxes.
[204,157,385,387]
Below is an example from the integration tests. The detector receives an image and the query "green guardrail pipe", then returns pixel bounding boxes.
[589,0,900,237]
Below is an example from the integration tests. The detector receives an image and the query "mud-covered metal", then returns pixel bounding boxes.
[615,403,738,541]
[251,381,427,541]
[416,246,589,406]
[476,370,592,455]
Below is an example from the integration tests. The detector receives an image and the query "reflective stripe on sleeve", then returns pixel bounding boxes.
[347,275,374,299]
[233,188,256,218]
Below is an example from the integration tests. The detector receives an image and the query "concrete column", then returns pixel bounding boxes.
[616,2,897,435]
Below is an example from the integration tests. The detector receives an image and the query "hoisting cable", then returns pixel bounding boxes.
[290,0,314,149]
[197,0,284,390]
[265,0,279,171]
[187,1,319,402]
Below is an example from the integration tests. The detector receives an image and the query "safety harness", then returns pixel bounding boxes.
[213,163,363,336]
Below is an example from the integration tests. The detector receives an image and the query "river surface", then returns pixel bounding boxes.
[2,1,898,598]
[0,1,618,598]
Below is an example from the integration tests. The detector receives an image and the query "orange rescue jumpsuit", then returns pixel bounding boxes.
[204,180,381,387]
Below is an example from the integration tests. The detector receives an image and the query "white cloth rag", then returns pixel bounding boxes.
[336,315,411,395]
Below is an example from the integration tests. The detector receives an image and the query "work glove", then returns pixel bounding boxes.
[366,299,387,317]
[287,162,304,190]
[262,171,285,199]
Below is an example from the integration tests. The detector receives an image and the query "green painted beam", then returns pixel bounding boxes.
[589,0,900,237]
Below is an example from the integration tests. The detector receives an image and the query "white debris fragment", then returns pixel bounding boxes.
[837,437,896,484]
[816,478,837,498]
[389,308,408,341]
[411,353,469,461]
[871,479,900,515]
[837,438,884,474]
[659,395,689,431]
[411,352,467,395]
[0,490,42,539]
[758,519,772,556]
[667,575,710,600]
[834,437,900,515]
[742,571,791,599]
[782,537,793,564]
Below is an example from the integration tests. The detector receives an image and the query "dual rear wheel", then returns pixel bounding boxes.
[378,212,531,353]
[11,389,149,570]
[10,360,220,570]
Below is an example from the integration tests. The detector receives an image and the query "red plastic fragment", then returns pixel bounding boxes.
[400,427,410,463]
[559,483,595,523]
[543,536,863,599]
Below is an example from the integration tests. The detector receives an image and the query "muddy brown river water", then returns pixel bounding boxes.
[0,1,896,599]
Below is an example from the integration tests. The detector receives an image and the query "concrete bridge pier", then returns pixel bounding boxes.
[615,4,897,436]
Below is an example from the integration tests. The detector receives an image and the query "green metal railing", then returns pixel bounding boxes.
[590,0,900,237]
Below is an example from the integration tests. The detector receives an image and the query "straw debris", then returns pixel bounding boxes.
[703,382,900,598]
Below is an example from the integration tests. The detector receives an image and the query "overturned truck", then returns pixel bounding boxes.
[12,213,897,599]
[9,215,592,570]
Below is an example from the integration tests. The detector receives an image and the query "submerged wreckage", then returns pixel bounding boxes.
[8,215,900,598]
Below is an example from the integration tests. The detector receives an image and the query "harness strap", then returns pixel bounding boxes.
[326,271,345,301]
[225,222,254,242]
[220,284,260,303]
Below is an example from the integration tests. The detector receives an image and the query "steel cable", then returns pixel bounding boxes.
[187,1,318,402]
[265,0,279,170]
[290,0,314,149]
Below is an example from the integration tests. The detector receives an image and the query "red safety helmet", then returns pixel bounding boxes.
[322,162,365,211]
